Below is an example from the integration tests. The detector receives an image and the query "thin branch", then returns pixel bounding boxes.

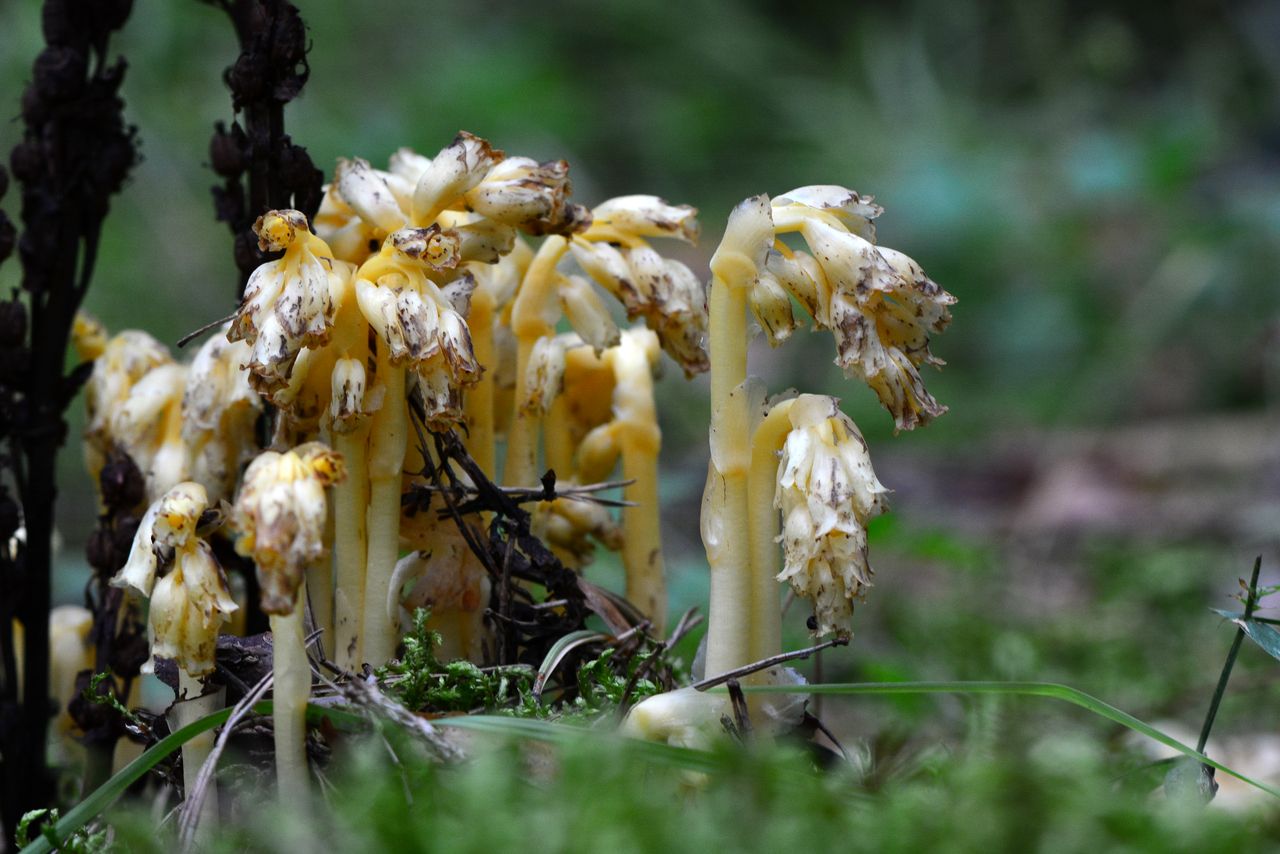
[691,636,850,692]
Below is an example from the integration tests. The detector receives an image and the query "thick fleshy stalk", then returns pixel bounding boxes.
[270,598,309,807]
[746,398,798,663]
[173,671,222,840]
[506,236,570,485]
[362,358,408,665]
[700,197,770,677]
[609,331,666,634]
[462,288,498,476]
[331,425,369,670]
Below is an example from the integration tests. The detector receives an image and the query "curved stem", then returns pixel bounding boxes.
[506,236,569,486]
[746,399,797,663]
[363,363,408,666]
[270,604,309,809]
[611,331,666,635]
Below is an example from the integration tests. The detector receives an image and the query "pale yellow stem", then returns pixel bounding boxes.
[306,523,333,658]
[175,670,220,841]
[746,399,797,663]
[506,337,541,487]
[610,330,666,635]
[506,236,570,486]
[702,271,753,678]
[463,290,497,477]
[363,362,408,666]
[270,603,309,809]
[544,396,574,481]
[332,424,370,671]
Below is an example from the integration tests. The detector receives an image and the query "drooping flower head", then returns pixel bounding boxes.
[767,186,956,430]
[111,482,238,677]
[355,226,482,423]
[569,195,708,375]
[181,330,262,501]
[774,394,888,638]
[229,209,337,392]
[231,443,345,614]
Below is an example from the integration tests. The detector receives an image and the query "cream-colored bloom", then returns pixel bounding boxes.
[232,443,345,615]
[229,210,337,392]
[520,334,570,416]
[112,482,237,677]
[147,539,237,677]
[774,395,887,638]
[411,132,504,225]
[392,520,491,662]
[333,157,408,235]
[109,362,190,499]
[558,273,621,355]
[83,329,174,483]
[590,195,699,244]
[569,236,708,376]
[464,156,587,236]
[770,188,955,431]
[182,332,261,501]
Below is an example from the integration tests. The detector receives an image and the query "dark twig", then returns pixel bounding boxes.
[0,0,139,825]
[691,637,850,692]
[726,679,753,738]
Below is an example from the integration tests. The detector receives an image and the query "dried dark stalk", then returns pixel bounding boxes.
[69,453,150,793]
[0,0,139,828]
[200,0,324,297]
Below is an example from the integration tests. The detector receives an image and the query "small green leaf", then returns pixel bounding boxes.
[1211,609,1280,661]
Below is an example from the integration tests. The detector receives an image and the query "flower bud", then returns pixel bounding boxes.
[334,157,408,234]
[328,356,369,433]
[411,132,503,225]
[559,274,620,355]
[590,195,699,243]
[749,267,796,346]
[464,157,578,236]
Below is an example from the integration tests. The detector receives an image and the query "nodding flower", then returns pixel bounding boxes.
[181,331,262,502]
[768,186,956,431]
[569,195,707,375]
[112,482,238,677]
[774,394,888,638]
[231,443,345,615]
[229,209,337,392]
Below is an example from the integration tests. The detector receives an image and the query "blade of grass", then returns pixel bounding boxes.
[432,714,723,773]
[19,702,364,854]
[736,680,1280,799]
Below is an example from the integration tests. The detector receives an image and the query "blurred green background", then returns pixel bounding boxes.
[3,0,1280,793]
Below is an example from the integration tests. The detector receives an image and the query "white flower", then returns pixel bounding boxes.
[232,443,345,615]
[229,210,336,391]
[774,395,888,638]
[589,195,699,244]
[558,273,620,355]
[569,235,708,376]
[765,188,956,430]
[182,332,261,501]
[112,482,237,677]
[464,156,587,236]
[333,157,409,235]
[411,131,504,225]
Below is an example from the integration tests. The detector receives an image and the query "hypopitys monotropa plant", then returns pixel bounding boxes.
[231,442,344,807]
[625,187,953,746]
[113,481,237,838]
